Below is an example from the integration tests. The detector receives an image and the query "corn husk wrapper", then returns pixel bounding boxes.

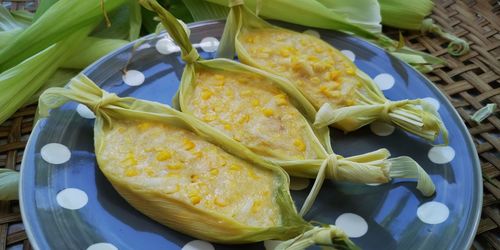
[219,1,448,145]
[38,73,359,249]
[142,0,435,217]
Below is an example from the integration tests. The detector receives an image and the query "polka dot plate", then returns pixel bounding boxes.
[20,20,482,250]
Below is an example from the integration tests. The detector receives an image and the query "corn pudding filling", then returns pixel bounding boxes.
[240,28,368,109]
[184,69,319,160]
[100,120,279,227]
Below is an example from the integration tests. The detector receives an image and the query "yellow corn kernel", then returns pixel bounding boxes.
[331,81,341,89]
[214,80,225,87]
[123,152,138,166]
[210,168,219,176]
[330,70,340,80]
[307,55,319,62]
[279,48,290,57]
[218,156,227,166]
[238,114,250,124]
[156,151,172,161]
[293,139,306,152]
[230,164,241,171]
[343,99,356,106]
[248,168,259,180]
[201,89,213,100]
[238,78,249,84]
[299,38,308,46]
[251,99,260,107]
[125,167,140,177]
[262,108,274,117]
[194,151,203,158]
[144,167,156,177]
[214,74,225,81]
[202,114,217,122]
[319,86,330,97]
[167,164,183,170]
[190,174,199,182]
[137,122,151,131]
[274,94,287,106]
[183,139,196,150]
[311,76,321,84]
[224,124,232,130]
[314,47,324,53]
[251,200,262,213]
[241,90,253,96]
[245,36,255,43]
[346,68,355,75]
[166,172,180,178]
[117,127,126,133]
[214,197,228,207]
[190,195,202,205]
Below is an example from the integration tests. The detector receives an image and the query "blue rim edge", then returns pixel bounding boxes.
[18,19,482,250]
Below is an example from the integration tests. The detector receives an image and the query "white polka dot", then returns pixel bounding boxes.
[76,104,95,119]
[370,121,395,136]
[41,143,71,164]
[340,50,355,61]
[303,29,320,38]
[87,243,118,250]
[289,177,310,190]
[417,201,449,224]
[335,213,368,238]
[122,70,145,86]
[373,73,395,90]
[428,146,455,164]
[155,38,180,55]
[56,188,88,210]
[182,240,214,250]
[199,37,219,53]
[422,97,440,111]
[264,240,283,250]
[136,43,151,51]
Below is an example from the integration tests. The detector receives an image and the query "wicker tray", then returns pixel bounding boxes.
[1,0,498,249]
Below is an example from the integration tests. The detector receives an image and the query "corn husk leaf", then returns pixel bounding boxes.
[91,0,142,41]
[183,0,229,21]
[315,0,382,33]
[0,169,19,201]
[38,73,356,249]
[471,103,497,124]
[146,0,435,217]
[220,3,447,145]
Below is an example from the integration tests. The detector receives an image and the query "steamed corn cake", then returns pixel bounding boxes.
[184,69,319,161]
[240,28,363,110]
[101,120,279,227]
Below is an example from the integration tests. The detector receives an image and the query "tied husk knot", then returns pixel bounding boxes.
[229,0,245,8]
[275,225,359,250]
[181,48,200,64]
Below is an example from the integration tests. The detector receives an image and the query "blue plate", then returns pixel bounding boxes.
[20,20,481,250]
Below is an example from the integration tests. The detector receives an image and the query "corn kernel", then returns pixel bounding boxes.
[190,174,199,182]
[214,74,225,80]
[214,197,228,207]
[248,168,259,180]
[224,124,232,130]
[166,173,180,178]
[201,89,213,100]
[125,167,140,177]
[279,48,290,57]
[238,114,250,124]
[344,99,356,106]
[218,156,227,166]
[245,36,255,43]
[293,139,306,152]
[274,94,287,106]
[319,86,330,97]
[202,114,217,122]
[167,164,183,170]
[307,55,319,62]
[346,68,355,75]
[314,47,324,53]
[210,168,219,175]
[311,77,321,84]
[230,164,241,171]
[331,91,341,98]
[251,200,262,213]
[144,167,156,177]
[330,70,340,80]
[241,90,253,96]
[137,122,151,131]
[214,80,225,87]
[123,152,137,166]
[156,151,172,161]
[183,139,196,150]
[194,151,203,158]
[251,99,260,107]
[262,108,274,117]
[190,195,202,205]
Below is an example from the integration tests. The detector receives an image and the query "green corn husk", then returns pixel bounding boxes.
[142,0,435,216]
[38,73,357,249]
[0,169,19,200]
[379,0,469,56]
[219,1,448,144]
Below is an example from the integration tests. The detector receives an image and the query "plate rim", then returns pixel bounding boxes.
[19,19,482,250]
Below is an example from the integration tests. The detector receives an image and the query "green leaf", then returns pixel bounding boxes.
[10,10,33,27]
[471,103,497,123]
[33,0,59,21]
[26,68,81,105]
[0,169,19,201]
[91,0,142,41]
[0,5,24,31]
[183,0,228,21]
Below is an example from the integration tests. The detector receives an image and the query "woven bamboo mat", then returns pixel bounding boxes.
[0,0,498,249]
